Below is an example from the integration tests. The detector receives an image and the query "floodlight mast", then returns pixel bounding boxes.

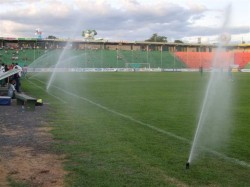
[82,29,97,41]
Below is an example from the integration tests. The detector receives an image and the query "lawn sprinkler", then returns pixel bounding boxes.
[186,162,190,169]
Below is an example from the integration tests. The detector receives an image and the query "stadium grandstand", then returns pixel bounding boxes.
[1,37,250,71]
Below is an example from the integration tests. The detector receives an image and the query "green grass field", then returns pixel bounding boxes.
[22,72,250,186]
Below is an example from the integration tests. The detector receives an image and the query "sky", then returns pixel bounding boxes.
[0,0,250,44]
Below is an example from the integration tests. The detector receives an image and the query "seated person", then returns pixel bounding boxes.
[8,80,16,98]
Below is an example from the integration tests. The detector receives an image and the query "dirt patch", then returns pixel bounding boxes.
[0,165,8,187]
[0,100,66,186]
[2,146,66,186]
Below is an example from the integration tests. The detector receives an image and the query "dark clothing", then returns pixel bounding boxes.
[14,73,20,92]
[199,66,203,76]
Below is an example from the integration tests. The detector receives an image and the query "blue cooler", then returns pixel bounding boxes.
[0,96,11,105]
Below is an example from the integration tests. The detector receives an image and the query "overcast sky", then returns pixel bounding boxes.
[0,0,250,43]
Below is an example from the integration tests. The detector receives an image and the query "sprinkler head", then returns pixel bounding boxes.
[186,162,190,169]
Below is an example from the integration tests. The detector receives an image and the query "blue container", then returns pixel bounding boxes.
[0,96,11,105]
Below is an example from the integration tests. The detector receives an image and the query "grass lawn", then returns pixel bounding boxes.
[22,72,250,186]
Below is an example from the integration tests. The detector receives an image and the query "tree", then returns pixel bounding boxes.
[145,33,167,42]
[174,40,184,43]
[47,35,57,39]
[82,30,97,40]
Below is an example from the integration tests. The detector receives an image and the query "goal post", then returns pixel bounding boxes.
[125,63,151,69]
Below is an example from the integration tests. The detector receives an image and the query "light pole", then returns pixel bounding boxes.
[161,45,163,69]
[147,45,149,64]
[174,47,176,71]
[116,47,118,68]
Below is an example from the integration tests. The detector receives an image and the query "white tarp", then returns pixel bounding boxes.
[0,69,21,81]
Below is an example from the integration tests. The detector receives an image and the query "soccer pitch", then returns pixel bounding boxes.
[24,72,250,186]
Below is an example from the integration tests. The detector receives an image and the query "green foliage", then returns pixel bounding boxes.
[174,40,184,43]
[82,30,97,40]
[47,35,57,39]
[145,33,167,42]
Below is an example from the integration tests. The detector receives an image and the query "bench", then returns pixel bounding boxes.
[15,93,37,111]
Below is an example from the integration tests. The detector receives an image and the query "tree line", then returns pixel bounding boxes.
[46,32,184,43]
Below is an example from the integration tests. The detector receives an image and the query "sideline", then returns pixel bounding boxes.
[30,77,250,169]
[27,79,67,104]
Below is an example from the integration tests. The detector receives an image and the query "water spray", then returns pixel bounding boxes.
[186,3,232,167]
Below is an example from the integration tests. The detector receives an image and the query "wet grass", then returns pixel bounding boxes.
[23,72,250,186]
